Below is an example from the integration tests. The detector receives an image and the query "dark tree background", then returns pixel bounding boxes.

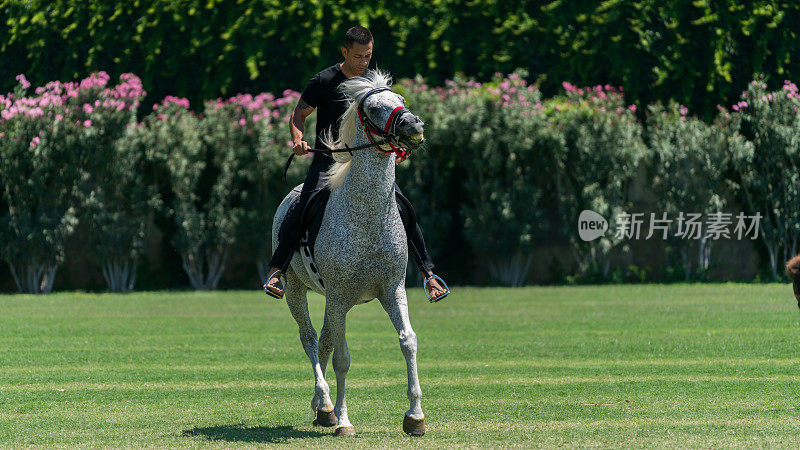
[2,0,799,118]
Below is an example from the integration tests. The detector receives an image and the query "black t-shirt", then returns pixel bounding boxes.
[300,64,371,154]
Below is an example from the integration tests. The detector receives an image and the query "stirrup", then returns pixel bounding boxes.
[263,269,285,299]
[423,274,450,303]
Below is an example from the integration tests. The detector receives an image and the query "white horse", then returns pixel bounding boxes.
[271,70,428,436]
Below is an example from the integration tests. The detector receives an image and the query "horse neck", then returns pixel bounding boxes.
[333,124,396,227]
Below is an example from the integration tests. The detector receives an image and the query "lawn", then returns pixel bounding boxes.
[1,284,799,447]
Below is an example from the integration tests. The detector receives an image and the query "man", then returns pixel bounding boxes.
[263,26,448,301]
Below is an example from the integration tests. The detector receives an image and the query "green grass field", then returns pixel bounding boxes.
[1,284,800,447]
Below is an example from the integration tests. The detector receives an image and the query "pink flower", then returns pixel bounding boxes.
[628,104,637,113]
[83,120,92,127]
[30,136,40,148]
[238,118,246,126]
[15,74,31,89]
[732,104,740,111]
[562,81,577,92]
[83,104,93,113]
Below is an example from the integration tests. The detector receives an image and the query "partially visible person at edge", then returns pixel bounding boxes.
[263,26,448,301]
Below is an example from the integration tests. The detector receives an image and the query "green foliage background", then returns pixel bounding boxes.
[3,0,799,118]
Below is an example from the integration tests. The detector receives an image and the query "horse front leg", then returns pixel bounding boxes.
[284,271,335,427]
[379,282,425,436]
[318,300,355,435]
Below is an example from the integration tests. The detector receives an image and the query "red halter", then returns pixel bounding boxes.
[356,88,414,162]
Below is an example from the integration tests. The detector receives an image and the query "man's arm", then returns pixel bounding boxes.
[289,98,315,155]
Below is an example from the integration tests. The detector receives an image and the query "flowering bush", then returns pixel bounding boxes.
[397,72,548,285]
[728,77,800,279]
[550,82,646,279]
[143,90,301,289]
[644,102,740,280]
[242,90,309,283]
[0,76,75,292]
[0,72,143,292]
[200,90,299,286]
[71,72,149,292]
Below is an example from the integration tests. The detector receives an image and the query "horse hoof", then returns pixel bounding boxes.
[312,409,337,427]
[403,415,425,436]
[334,425,356,436]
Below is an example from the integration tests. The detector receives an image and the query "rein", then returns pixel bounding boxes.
[283,86,414,186]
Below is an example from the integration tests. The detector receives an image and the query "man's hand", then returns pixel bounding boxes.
[293,140,311,156]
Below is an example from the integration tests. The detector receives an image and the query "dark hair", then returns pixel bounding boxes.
[344,26,373,49]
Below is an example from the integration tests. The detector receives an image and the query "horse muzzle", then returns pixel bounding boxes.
[401,132,425,149]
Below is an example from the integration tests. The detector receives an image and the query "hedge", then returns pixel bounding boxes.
[1,70,798,292]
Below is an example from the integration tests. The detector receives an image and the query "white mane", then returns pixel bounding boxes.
[321,69,393,190]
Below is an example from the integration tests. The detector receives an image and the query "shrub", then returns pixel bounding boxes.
[645,102,734,280]
[548,82,647,278]
[71,72,152,292]
[728,77,800,280]
[0,75,82,292]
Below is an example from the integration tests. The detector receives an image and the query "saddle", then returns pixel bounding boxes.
[295,187,418,294]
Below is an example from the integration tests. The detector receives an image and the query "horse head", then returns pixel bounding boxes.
[322,71,425,190]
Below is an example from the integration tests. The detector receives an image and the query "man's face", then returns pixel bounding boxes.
[341,41,373,74]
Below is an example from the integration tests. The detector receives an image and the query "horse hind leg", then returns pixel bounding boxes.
[378,283,425,437]
[283,270,335,426]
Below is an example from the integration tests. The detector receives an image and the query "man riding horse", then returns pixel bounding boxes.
[263,26,448,301]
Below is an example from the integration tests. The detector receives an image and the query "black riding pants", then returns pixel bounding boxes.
[268,154,435,275]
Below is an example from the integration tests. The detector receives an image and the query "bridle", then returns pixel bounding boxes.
[283,85,417,184]
[355,86,415,161]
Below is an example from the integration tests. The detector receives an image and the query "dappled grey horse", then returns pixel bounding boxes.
[271,70,428,436]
